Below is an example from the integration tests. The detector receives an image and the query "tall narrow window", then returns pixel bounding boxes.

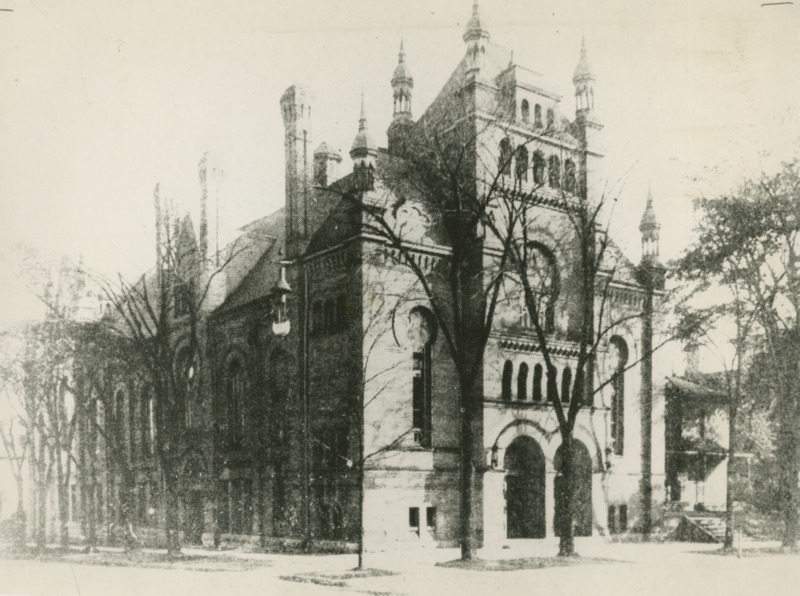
[228,360,246,445]
[610,336,628,456]
[176,349,197,427]
[409,307,436,447]
[534,104,543,128]
[532,151,545,185]
[561,366,572,403]
[564,159,577,194]
[323,298,335,333]
[546,365,557,402]
[502,361,513,401]
[312,302,323,335]
[533,364,543,402]
[499,138,512,177]
[517,363,529,401]
[336,294,347,331]
[521,99,530,123]
[141,386,154,457]
[546,108,555,130]
[515,146,529,182]
[548,155,561,188]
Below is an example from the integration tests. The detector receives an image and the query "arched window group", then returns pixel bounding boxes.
[500,360,574,404]
[609,336,628,455]
[497,139,577,194]
[312,294,348,336]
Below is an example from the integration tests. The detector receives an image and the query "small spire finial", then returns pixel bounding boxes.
[359,89,367,132]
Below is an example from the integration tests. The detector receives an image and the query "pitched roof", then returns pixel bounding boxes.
[666,376,727,401]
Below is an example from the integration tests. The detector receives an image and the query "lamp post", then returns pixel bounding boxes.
[269,261,293,337]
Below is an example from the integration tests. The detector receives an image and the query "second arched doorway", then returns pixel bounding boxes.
[554,439,593,537]
[504,436,546,538]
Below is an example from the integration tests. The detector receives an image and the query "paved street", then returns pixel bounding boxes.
[1,540,799,596]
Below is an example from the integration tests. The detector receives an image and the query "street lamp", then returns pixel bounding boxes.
[269,261,292,336]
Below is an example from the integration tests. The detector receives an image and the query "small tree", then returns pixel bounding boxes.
[673,160,800,548]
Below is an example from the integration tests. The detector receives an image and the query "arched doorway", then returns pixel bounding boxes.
[554,439,593,537]
[504,436,546,538]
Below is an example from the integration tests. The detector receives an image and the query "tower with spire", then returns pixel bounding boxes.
[388,39,415,156]
[572,37,603,202]
[573,37,595,115]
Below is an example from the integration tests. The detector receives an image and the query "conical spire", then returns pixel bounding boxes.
[359,90,367,132]
[640,186,661,263]
[351,90,377,160]
[573,35,594,83]
[639,187,659,233]
[392,37,413,83]
[463,1,490,42]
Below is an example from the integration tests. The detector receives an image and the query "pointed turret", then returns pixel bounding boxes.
[391,38,413,120]
[388,38,415,156]
[464,1,489,77]
[573,36,596,114]
[639,187,661,263]
[463,0,489,43]
[350,92,377,189]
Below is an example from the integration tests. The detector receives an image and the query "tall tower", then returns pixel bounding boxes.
[572,37,603,202]
[639,188,661,264]
[388,39,415,156]
[464,1,490,78]
[280,85,314,257]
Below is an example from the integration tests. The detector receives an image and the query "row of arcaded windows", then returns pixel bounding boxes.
[498,139,578,193]
[500,361,575,403]
[311,294,348,336]
[520,99,554,131]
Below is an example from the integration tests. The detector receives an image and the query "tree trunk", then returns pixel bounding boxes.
[357,462,365,570]
[56,452,69,549]
[164,466,182,556]
[558,434,575,557]
[723,401,738,550]
[459,385,475,561]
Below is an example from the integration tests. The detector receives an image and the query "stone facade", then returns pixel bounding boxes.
[62,3,677,552]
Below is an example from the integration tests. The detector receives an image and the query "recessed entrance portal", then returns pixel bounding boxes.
[554,439,593,537]
[504,436,546,538]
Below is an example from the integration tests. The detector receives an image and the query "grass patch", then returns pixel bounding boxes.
[437,556,623,571]
[0,546,270,572]
[697,545,800,558]
[280,568,396,591]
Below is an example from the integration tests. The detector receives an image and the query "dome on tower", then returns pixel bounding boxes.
[314,142,341,159]
[350,93,378,159]
[392,39,413,83]
[639,190,660,233]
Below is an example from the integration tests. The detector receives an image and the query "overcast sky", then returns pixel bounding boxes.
[1,0,798,326]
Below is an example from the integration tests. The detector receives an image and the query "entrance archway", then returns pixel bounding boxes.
[504,436,546,538]
[554,439,592,537]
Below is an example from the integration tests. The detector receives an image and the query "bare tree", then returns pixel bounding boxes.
[94,183,251,556]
